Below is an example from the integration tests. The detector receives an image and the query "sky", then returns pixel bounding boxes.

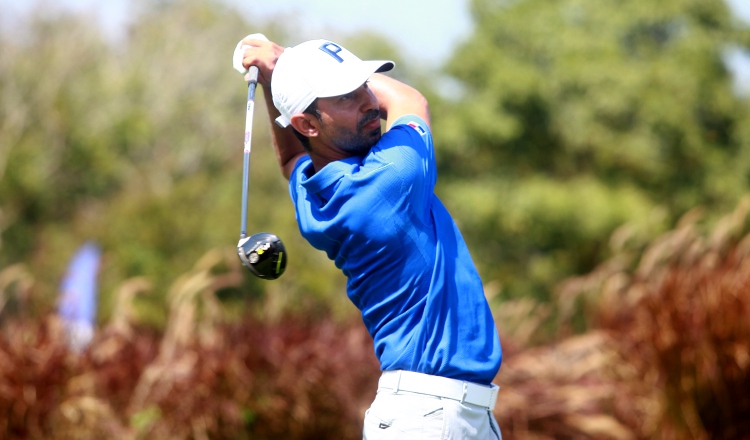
[3,0,749,89]
[231,0,473,66]
[5,0,750,64]
[2,0,474,66]
[726,0,750,23]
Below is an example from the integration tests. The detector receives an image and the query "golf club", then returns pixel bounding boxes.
[236,34,287,280]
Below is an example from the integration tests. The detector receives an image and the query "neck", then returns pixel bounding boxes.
[307,140,352,173]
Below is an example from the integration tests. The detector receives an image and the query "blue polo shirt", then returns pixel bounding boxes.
[289,115,501,385]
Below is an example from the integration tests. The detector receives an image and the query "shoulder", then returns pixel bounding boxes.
[386,115,432,149]
[375,114,433,158]
[389,115,430,137]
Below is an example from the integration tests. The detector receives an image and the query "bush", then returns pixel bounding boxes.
[500,197,750,439]
[0,313,378,440]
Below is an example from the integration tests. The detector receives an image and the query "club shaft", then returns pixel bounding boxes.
[240,148,250,239]
[240,66,259,239]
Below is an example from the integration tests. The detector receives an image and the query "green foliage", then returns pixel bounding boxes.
[0,0,348,321]
[4,0,750,317]
[130,406,162,433]
[443,175,665,298]
[433,0,750,298]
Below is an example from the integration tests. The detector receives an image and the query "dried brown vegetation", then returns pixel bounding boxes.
[0,312,378,440]
[494,199,750,439]
[0,251,379,440]
[2,201,750,439]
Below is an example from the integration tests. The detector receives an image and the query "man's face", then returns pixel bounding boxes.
[315,82,382,156]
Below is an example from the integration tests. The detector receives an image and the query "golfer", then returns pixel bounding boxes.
[235,36,503,439]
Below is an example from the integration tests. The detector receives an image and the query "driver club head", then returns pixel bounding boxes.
[237,232,287,280]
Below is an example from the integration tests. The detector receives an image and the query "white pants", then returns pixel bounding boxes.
[363,388,502,439]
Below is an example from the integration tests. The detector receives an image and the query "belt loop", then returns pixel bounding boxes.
[460,382,468,404]
[395,370,402,393]
[489,384,500,411]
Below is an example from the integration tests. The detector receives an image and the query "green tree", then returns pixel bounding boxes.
[0,1,351,322]
[432,0,750,300]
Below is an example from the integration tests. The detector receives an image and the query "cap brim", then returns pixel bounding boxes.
[376,61,395,73]
[316,60,395,98]
[275,115,292,128]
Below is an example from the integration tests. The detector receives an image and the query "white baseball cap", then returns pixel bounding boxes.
[271,39,394,128]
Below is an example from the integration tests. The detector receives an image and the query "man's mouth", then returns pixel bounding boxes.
[359,110,381,130]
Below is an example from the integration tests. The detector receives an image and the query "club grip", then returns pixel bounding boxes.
[247,66,260,85]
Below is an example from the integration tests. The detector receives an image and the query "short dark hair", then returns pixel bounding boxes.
[291,100,321,152]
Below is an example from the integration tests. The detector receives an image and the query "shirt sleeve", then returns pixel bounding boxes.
[389,114,436,190]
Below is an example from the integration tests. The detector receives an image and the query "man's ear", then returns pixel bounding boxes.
[290,114,319,138]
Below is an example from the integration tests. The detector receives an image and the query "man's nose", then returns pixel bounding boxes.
[358,86,378,112]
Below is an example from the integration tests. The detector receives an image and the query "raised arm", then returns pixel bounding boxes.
[366,73,431,131]
[260,85,307,180]
[237,37,306,180]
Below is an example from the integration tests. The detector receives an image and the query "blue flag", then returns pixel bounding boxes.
[58,241,101,352]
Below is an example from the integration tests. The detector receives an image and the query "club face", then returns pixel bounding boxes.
[237,232,287,280]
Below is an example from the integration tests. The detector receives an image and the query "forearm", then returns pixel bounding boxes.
[367,73,431,130]
[235,36,305,180]
[262,85,306,180]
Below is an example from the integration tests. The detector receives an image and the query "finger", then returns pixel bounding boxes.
[243,38,268,47]
[242,33,269,45]
[242,54,258,71]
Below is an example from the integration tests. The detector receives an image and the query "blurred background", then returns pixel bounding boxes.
[1,0,750,438]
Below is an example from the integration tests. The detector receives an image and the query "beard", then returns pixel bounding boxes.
[328,109,382,156]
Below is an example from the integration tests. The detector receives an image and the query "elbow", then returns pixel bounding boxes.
[416,94,430,123]
[404,89,431,126]
[405,85,428,110]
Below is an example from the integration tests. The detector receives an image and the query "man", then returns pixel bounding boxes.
[235,35,503,439]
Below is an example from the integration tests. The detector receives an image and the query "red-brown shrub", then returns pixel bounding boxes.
[0,313,379,440]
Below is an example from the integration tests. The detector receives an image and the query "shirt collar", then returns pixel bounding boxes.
[299,156,362,195]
